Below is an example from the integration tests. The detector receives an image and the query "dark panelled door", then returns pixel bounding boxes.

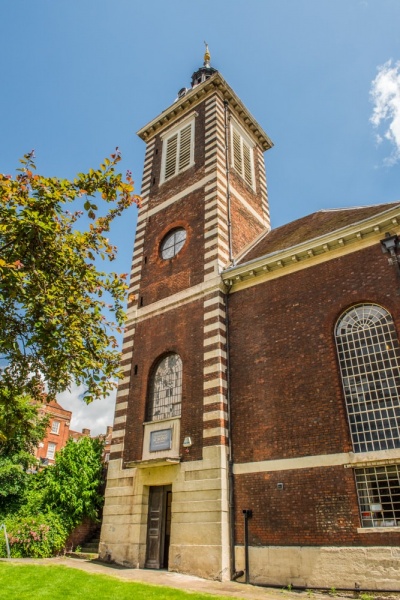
[145,485,171,569]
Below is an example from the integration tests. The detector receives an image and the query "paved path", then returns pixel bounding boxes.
[1,557,334,600]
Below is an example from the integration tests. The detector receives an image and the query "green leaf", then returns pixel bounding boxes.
[0,153,139,410]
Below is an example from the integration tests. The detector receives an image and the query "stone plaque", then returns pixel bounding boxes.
[150,428,172,452]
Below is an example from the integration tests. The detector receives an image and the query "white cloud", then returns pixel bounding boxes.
[370,59,400,165]
[56,381,116,436]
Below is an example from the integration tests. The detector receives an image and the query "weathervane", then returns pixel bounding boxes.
[204,41,211,68]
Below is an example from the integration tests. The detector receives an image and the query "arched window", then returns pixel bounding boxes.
[335,304,400,453]
[147,354,182,422]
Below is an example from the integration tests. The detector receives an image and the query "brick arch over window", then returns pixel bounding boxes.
[146,353,182,422]
[335,303,400,453]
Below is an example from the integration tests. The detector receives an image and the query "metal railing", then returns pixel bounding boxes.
[0,523,11,558]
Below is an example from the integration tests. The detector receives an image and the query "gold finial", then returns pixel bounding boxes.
[204,41,211,67]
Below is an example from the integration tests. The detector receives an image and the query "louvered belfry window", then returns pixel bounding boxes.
[162,119,194,182]
[232,124,255,189]
[335,304,400,453]
[147,354,182,422]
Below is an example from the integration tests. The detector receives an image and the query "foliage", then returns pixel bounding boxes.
[39,436,104,529]
[0,513,67,558]
[0,392,47,515]
[0,564,236,600]
[0,453,33,516]
[0,150,139,404]
[0,437,104,557]
[0,390,48,453]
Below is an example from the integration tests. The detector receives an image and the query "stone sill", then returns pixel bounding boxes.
[357,527,400,533]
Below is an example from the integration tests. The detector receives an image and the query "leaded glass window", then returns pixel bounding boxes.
[147,354,182,421]
[335,304,400,453]
[160,228,186,260]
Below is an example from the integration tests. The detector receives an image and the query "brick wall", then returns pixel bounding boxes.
[229,242,400,546]
[137,190,206,306]
[123,298,205,463]
[229,243,400,463]
[234,466,400,546]
[65,518,98,552]
[230,194,265,257]
[35,401,72,464]
[147,102,207,209]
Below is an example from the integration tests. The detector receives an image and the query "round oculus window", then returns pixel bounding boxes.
[160,228,187,260]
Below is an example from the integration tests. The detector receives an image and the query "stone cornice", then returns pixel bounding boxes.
[233,448,400,475]
[126,276,225,326]
[125,457,181,468]
[137,72,273,151]
[222,205,400,292]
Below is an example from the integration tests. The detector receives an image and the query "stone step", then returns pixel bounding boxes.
[80,544,99,552]
[84,539,100,546]
[66,551,99,560]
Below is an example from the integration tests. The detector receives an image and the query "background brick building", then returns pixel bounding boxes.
[35,400,72,465]
[100,50,400,590]
[35,400,112,465]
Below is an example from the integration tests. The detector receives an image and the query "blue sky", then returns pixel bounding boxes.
[2,1,400,433]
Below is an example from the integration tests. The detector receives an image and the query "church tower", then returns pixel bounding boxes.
[100,48,273,579]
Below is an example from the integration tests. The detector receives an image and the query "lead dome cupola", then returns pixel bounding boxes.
[191,43,217,88]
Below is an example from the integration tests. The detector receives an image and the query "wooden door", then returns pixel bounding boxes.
[145,485,171,569]
[163,490,172,568]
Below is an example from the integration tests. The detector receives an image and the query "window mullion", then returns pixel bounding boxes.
[175,129,181,176]
[336,304,400,455]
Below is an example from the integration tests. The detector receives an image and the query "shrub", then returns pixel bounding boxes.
[41,437,104,530]
[0,512,68,558]
[0,436,104,557]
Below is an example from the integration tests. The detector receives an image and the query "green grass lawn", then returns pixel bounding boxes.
[0,563,233,600]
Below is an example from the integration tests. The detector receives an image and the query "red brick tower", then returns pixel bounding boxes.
[100,48,273,578]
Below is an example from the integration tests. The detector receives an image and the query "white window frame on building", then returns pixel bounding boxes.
[336,303,400,528]
[160,115,195,184]
[51,420,60,434]
[355,464,400,528]
[46,442,57,460]
[335,303,400,453]
[230,119,256,190]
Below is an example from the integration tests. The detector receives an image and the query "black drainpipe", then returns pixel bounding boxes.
[223,98,242,581]
[224,280,242,581]
[242,509,253,583]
